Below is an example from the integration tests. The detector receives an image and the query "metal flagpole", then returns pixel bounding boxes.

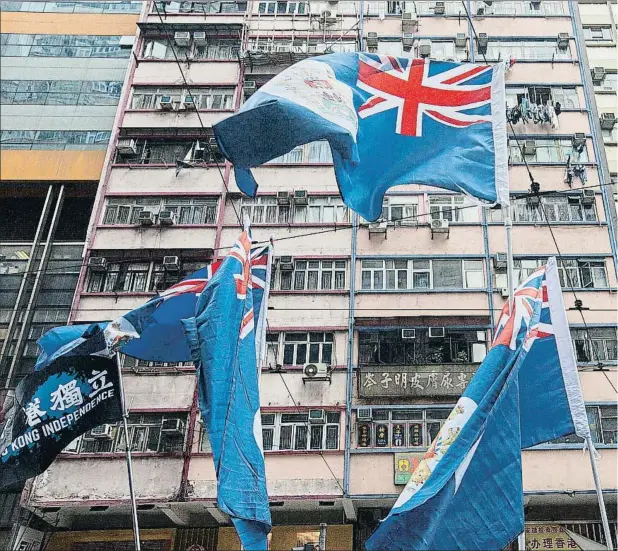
[115,352,142,551]
[586,436,615,551]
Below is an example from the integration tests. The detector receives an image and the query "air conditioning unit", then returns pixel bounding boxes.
[591,66,606,83]
[418,39,431,58]
[433,1,445,15]
[366,32,379,48]
[402,33,415,51]
[279,256,294,271]
[557,33,570,50]
[244,81,257,97]
[116,138,136,155]
[581,189,595,205]
[368,221,388,236]
[572,133,586,149]
[90,424,113,439]
[402,11,418,32]
[294,190,308,205]
[401,329,416,339]
[309,409,326,424]
[174,31,191,47]
[321,10,337,22]
[493,253,508,272]
[303,363,329,378]
[183,96,196,110]
[277,191,291,205]
[455,33,467,49]
[159,210,176,226]
[523,140,537,156]
[430,218,449,232]
[477,33,488,55]
[530,0,541,8]
[163,255,180,272]
[159,95,174,110]
[429,327,445,338]
[193,31,207,46]
[88,257,107,272]
[357,408,372,422]
[600,113,616,130]
[161,418,185,434]
[138,210,155,226]
[500,287,510,298]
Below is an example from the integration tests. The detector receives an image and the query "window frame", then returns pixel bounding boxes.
[261,411,340,452]
[280,331,335,366]
[276,259,347,291]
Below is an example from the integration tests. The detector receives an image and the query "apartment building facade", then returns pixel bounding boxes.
[0,1,141,547]
[9,1,618,550]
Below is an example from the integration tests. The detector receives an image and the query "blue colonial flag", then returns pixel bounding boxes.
[183,231,271,550]
[214,53,508,221]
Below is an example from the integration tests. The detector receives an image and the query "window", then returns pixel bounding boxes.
[163,197,218,224]
[356,408,450,448]
[595,73,617,92]
[602,126,617,144]
[510,195,597,223]
[381,197,418,225]
[551,406,617,445]
[1,79,122,106]
[509,139,589,163]
[247,38,355,54]
[505,86,580,110]
[103,197,160,225]
[154,1,246,13]
[282,332,334,365]
[404,1,462,15]
[261,411,340,451]
[142,37,240,61]
[278,260,346,291]
[267,141,332,163]
[294,197,349,224]
[131,86,234,110]
[1,1,142,13]
[428,195,479,222]
[572,328,618,363]
[484,41,570,61]
[1,129,111,150]
[67,413,187,454]
[242,196,290,224]
[360,259,484,290]
[103,197,218,226]
[358,328,487,365]
[257,1,307,14]
[583,27,613,42]
[558,259,608,289]
[114,139,223,165]
[0,34,130,58]
[472,0,564,15]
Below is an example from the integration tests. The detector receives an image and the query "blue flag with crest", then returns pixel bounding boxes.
[213,52,508,221]
[182,231,272,550]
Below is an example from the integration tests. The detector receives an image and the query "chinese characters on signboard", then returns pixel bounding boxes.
[359,366,477,397]
[525,525,583,550]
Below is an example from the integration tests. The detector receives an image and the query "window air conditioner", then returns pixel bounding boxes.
[401,329,416,339]
[161,418,185,434]
[572,133,586,149]
[193,31,207,46]
[303,363,329,378]
[368,221,388,235]
[430,218,449,232]
[88,257,107,272]
[418,39,431,58]
[366,32,379,48]
[429,327,445,338]
[138,210,155,226]
[402,33,415,51]
[116,138,136,155]
[276,191,291,205]
[493,253,508,272]
[500,287,510,299]
[557,33,570,50]
[581,189,595,205]
[455,33,467,49]
[174,31,191,47]
[530,0,541,8]
[401,11,418,31]
[279,256,294,271]
[591,67,606,83]
[600,113,616,130]
[308,409,326,424]
[183,96,196,110]
[244,81,257,97]
[158,210,176,226]
[163,255,180,272]
[523,140,537,156]
[159,95,174,110]
[477,33,488,55]
[294,190,308,205]
[357,408,372,422]
[90,424,113,439]
[433,2,445,15]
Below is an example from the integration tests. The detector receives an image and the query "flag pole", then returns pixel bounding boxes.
[586,436,615,551]
[115,352,142,551]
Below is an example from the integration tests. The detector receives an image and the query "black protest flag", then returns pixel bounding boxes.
[0,341,122,489]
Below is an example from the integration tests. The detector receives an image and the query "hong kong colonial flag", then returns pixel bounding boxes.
[214,53,508,221]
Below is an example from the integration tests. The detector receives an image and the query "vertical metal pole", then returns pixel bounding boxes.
[518,531,526,551]
[586,437,614,551]
[319,523,327,551]
[115,353,141,551]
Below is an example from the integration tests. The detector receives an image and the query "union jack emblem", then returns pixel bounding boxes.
[357,55,493,137]
[158,262,219,300]
[492,267,546,350]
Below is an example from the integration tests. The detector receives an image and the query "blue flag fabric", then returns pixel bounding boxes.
[213,53,508,221]
[366,265,550,551]
[182,231,271,550]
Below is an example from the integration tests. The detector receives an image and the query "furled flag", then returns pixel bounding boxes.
[366,264,549,551]
[213,53,508,221]
[37,248,271,365]
[0,327,122,489]
[182,230,272,550]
